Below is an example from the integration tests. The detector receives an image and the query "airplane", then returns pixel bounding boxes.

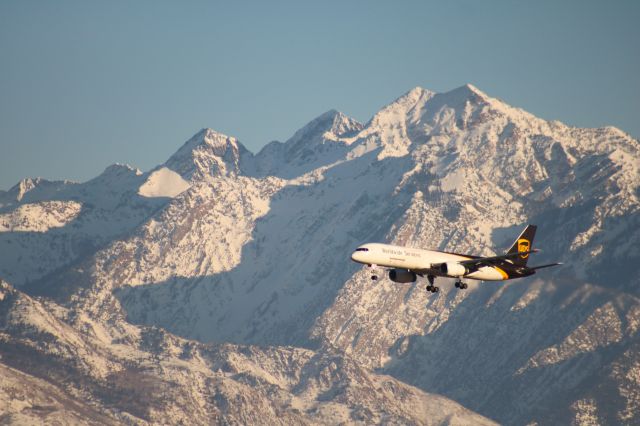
[350,225,561,293]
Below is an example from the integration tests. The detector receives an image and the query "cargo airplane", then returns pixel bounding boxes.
[350,225,561,293]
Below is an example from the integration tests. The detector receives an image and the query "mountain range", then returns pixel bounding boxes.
[1,84,639,425]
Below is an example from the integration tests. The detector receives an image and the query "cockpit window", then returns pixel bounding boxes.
[355,248,369,252]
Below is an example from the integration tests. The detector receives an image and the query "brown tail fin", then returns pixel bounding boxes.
[507,225,537,267]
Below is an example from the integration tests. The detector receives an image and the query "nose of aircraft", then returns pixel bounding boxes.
[351,247,368,263]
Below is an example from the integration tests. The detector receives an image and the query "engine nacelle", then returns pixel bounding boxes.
[389,269,417,283]
[439,262,468,277]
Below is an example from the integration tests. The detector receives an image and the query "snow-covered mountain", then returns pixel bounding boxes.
[0,279,494,425]
[1,84,639,424]
[0,164,176,287]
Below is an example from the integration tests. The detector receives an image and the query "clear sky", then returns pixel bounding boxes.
[1,0,638,189]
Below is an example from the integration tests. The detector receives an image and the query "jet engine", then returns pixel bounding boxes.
[389,269,417,283]
[439,262,468,277]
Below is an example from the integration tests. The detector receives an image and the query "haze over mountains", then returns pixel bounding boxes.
[1,84,639,425]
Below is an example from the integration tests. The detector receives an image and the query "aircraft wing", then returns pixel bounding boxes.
[413,250,540,275]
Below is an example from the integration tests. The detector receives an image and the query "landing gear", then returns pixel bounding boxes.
[426,275,439,293]
[369,264,378,281]
[455,280,468,289]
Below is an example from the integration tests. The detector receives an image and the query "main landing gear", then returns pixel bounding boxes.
[426,275,439,293]
[455,280,468,289]
[424,276,468,293]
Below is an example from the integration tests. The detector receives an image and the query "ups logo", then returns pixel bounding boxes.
[518,239,530,259]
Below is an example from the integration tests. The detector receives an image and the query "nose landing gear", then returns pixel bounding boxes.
[369,264,378,281]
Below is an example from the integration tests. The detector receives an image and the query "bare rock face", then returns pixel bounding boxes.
[1,84,639,424]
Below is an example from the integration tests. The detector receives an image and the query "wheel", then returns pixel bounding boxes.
[462,283,468,289]
[426,285,432,292]
[454,282,460,288]
[434,286,440,293]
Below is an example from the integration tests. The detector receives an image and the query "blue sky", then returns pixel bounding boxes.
[1,0,638,189]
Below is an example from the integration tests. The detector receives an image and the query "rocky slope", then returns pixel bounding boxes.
[1,84,638,424]
[0,280,493,425]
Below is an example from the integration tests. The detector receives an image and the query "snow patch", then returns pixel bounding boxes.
[440,169,466,192]
[138,167,191,198]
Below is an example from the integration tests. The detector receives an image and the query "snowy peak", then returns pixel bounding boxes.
[85,163,143,190]
[0,177,71,210]
[368,86,436,128]
[285,109,363,146]
[367,83,504,133]
[97,163,141,178]
[328,110,364,137]
[416,83,494,122]
[6,177,56,203]
[10,177,43,201]
[249,110,363,178]
[357,87,437,160]
[441,83,490,105]
[361,83,551,161]
[164,128,249,181]
[82,163,147,205]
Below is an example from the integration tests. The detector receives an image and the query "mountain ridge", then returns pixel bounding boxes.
[3,85,636,192]
[1,84,639,424]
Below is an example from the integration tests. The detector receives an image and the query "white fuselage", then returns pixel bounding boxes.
[350,243,507,281]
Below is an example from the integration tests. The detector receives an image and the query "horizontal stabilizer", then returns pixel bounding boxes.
[530,262,563,270]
